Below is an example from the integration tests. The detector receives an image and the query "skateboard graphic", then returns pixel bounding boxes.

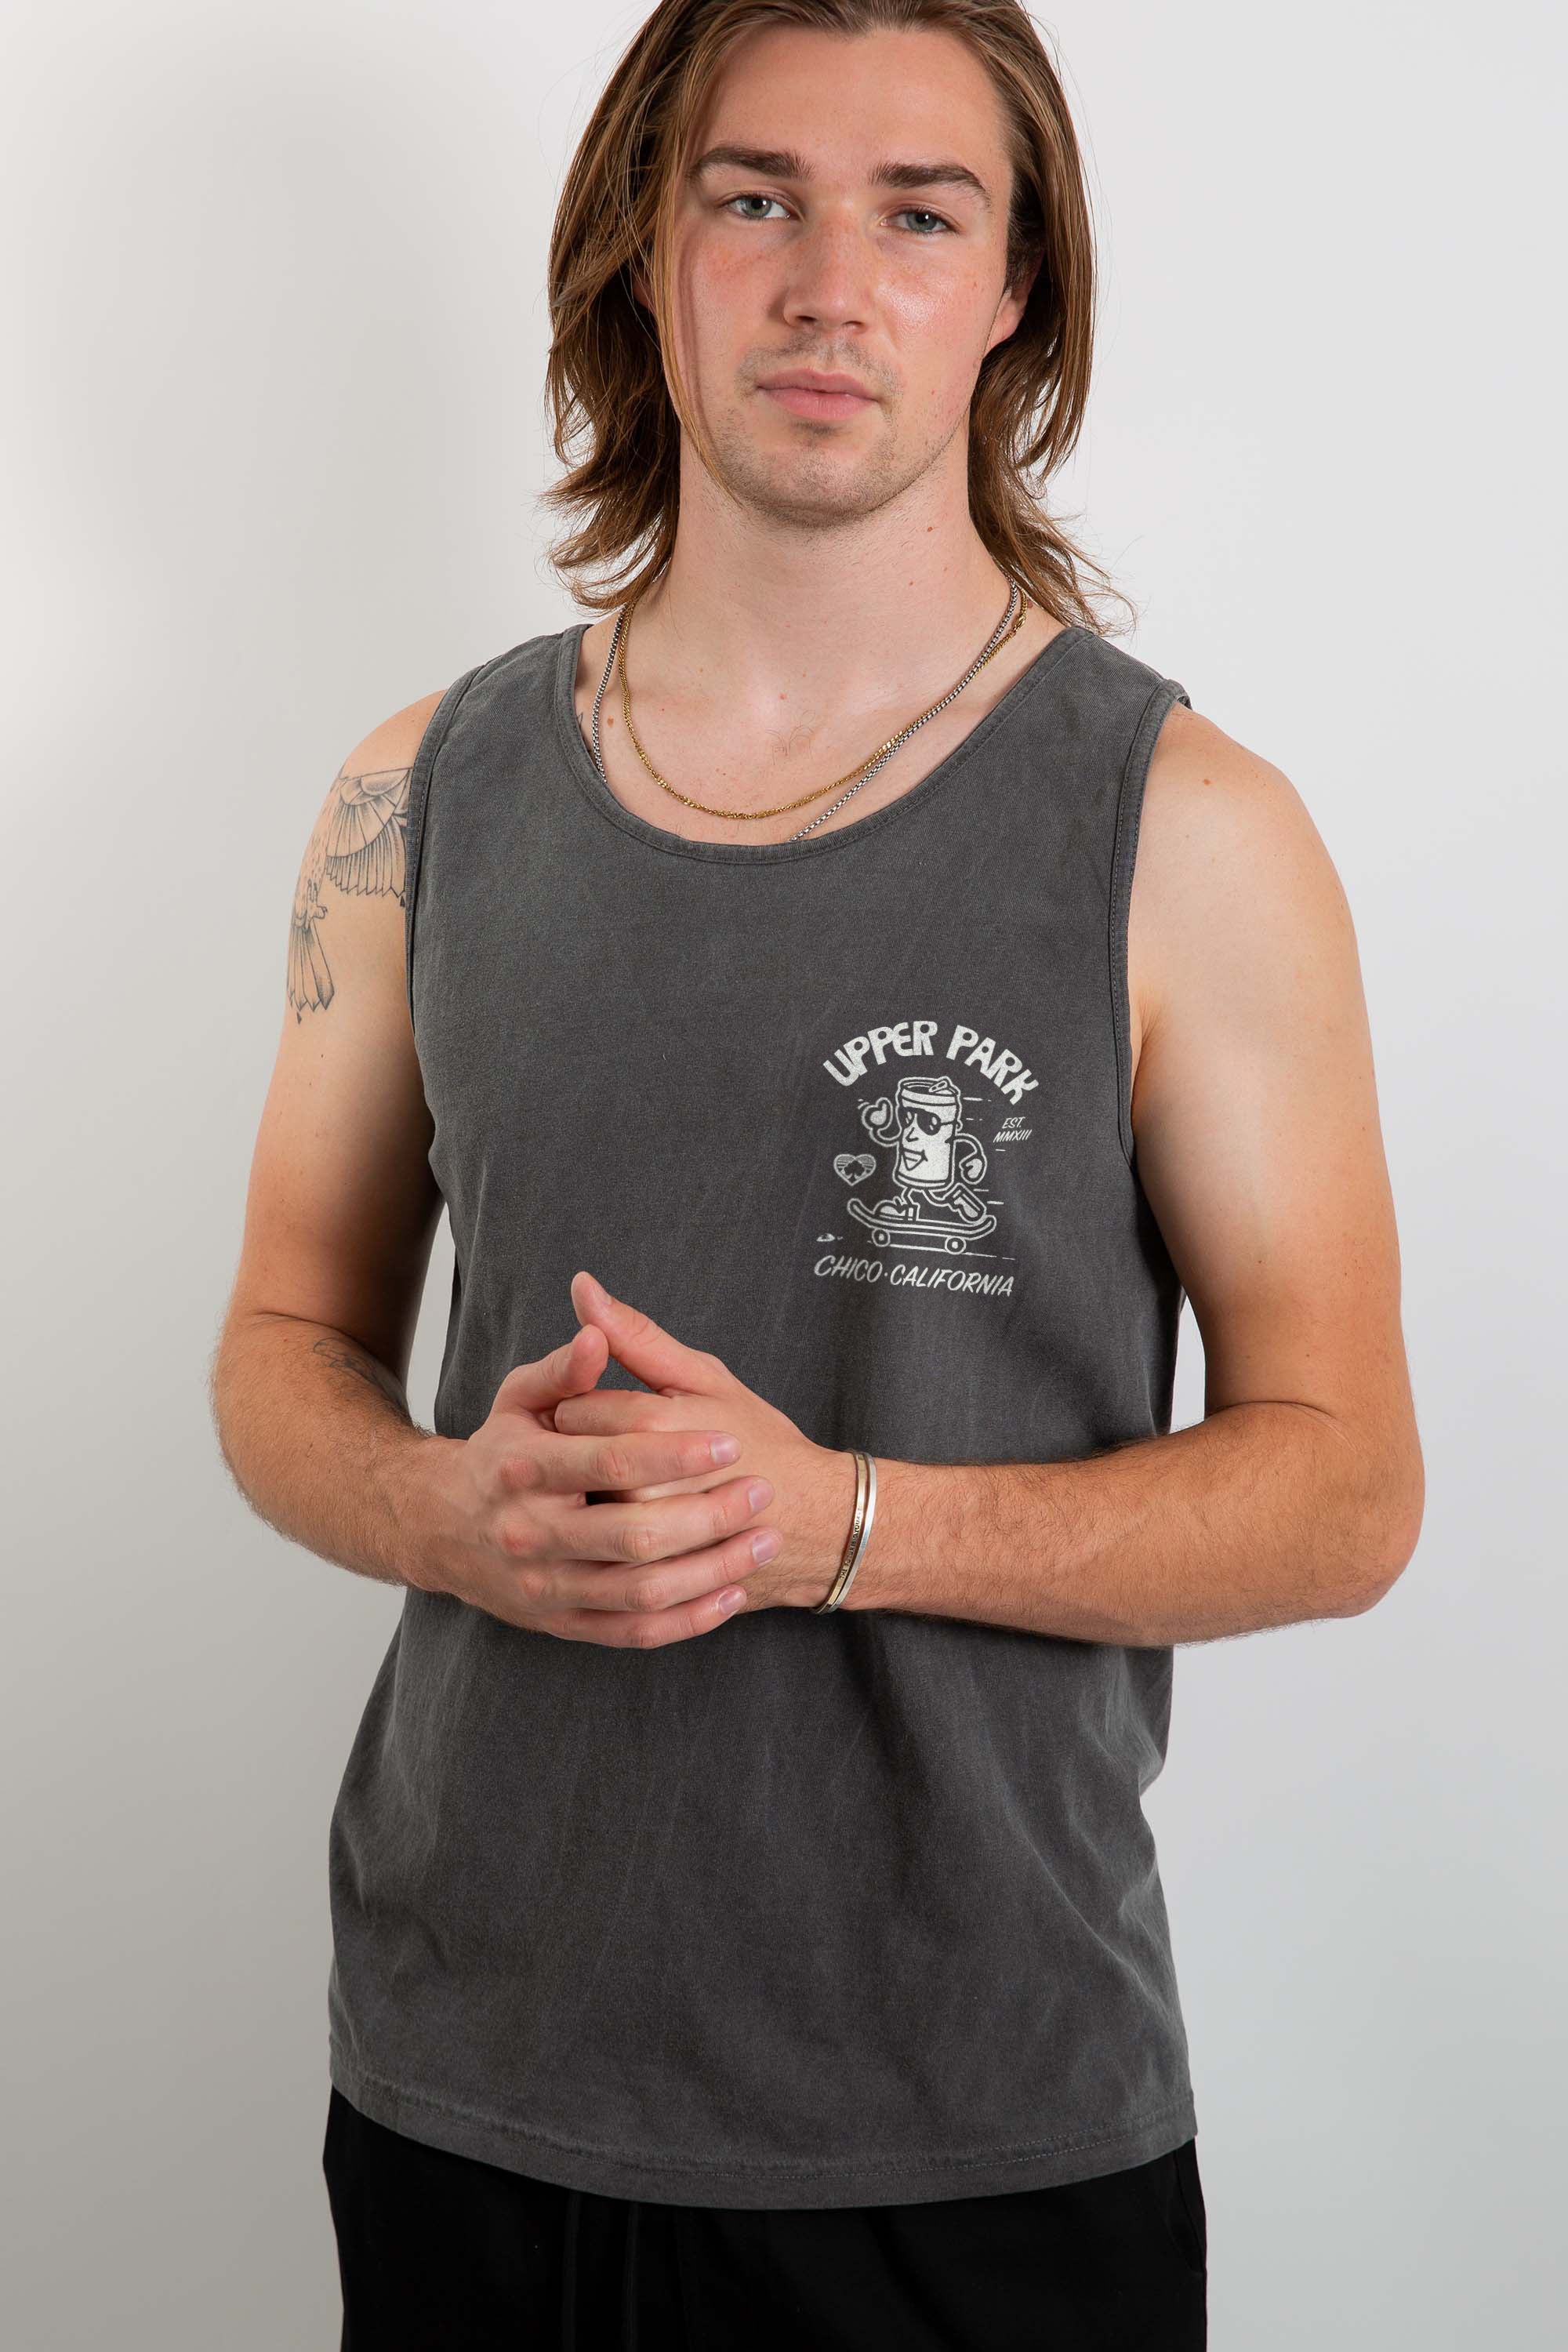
[838,1074,998,1254]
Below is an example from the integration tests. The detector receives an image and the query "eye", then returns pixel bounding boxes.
[719,194,956,236]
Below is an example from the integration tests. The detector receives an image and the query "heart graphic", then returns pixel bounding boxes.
[833,1153,877,1188]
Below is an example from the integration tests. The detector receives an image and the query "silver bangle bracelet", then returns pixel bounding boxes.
[814,1449,877,1614]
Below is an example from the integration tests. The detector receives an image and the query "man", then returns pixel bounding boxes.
[211,2,1424,2344]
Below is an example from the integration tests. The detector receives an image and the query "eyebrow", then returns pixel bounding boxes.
[688,143,993,214]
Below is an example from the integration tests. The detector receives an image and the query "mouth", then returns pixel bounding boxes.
[758,381,877,422]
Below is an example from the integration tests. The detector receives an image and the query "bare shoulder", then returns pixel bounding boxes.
[350,688,449,775]
[230,683,452,1349]
[1127,699,1357,1060]
[287,688,447,1022]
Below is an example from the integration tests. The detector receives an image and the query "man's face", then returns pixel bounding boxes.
[659,24,1032,528]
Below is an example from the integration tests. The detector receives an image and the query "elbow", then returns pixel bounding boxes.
[1338,1438,1425,1615]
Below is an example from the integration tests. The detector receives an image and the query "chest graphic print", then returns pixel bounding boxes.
[814,1019,1038,1297]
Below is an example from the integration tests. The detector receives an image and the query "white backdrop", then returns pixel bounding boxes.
[2,3,1563,2344]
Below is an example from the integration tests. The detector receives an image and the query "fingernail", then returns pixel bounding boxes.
[747,1480,773,1512]
[751,1529,782,1563]
[710,1435,742,1465]
[717,1586,747,1611]
[579,1272,609,1310]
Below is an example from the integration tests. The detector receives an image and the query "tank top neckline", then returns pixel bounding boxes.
[550,615,1089,866]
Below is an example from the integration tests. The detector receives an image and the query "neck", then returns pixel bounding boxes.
[628,441,1016,728]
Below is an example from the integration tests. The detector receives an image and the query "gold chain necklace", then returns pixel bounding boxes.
[597,579,1026,833]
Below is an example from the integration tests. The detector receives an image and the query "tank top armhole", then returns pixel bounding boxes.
[403,662,490,1036]
[1109,675,1192,1172]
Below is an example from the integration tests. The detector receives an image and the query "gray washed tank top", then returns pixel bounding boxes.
[326,615,1198,2207]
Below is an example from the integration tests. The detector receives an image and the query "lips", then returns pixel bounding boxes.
[760,372,873,396]
[762,383,874,419]
[757,372,877,421]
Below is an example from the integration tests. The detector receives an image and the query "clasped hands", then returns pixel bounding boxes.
[420,1269,855,1646]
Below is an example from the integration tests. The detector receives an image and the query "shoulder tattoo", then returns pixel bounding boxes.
[288,763,412,1020]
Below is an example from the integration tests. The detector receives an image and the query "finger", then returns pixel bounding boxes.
[594,1474,730,1504]
[551,1389,669,1436]
[552,1388,710,1439]
[562,1523,777,1623]
[550,1392,731,1497]
[571,1270,735,1396]
[555,1472,774,1566]
[554,1577,753,1650]
[510,1427,743,1494]
[492,1325,608,1419]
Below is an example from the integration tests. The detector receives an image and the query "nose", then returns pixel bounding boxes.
[779,213,875,336]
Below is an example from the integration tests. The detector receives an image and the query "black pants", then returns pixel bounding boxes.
[323,2085,1206,2350]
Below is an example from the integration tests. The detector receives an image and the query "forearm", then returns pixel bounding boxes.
[209,1311,454,1592]
[837,1401,1417,1642]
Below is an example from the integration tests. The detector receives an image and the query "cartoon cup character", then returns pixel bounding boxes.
[860,1074,989,1213]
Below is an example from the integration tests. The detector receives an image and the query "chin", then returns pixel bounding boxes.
[733,448,901,521]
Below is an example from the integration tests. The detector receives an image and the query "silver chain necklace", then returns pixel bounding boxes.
[587,580,1024,843]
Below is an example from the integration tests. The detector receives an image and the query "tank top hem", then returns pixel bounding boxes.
[326,2042,1197,2209]
[1109,675,1191,1169]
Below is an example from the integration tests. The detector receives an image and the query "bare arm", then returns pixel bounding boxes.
[551,704,1426,1640]
[209,694,452,1588]
[209,695,775,1642]
[830,702,1426,1635]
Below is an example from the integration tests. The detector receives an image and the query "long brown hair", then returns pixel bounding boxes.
[541,0,1132,634]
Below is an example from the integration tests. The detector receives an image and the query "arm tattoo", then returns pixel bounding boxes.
[288,763,412,1019]
[310,1333,413,1419]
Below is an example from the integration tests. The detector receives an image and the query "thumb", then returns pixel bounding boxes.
[491,1321,608,1419]
[571,1269,731,1395]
